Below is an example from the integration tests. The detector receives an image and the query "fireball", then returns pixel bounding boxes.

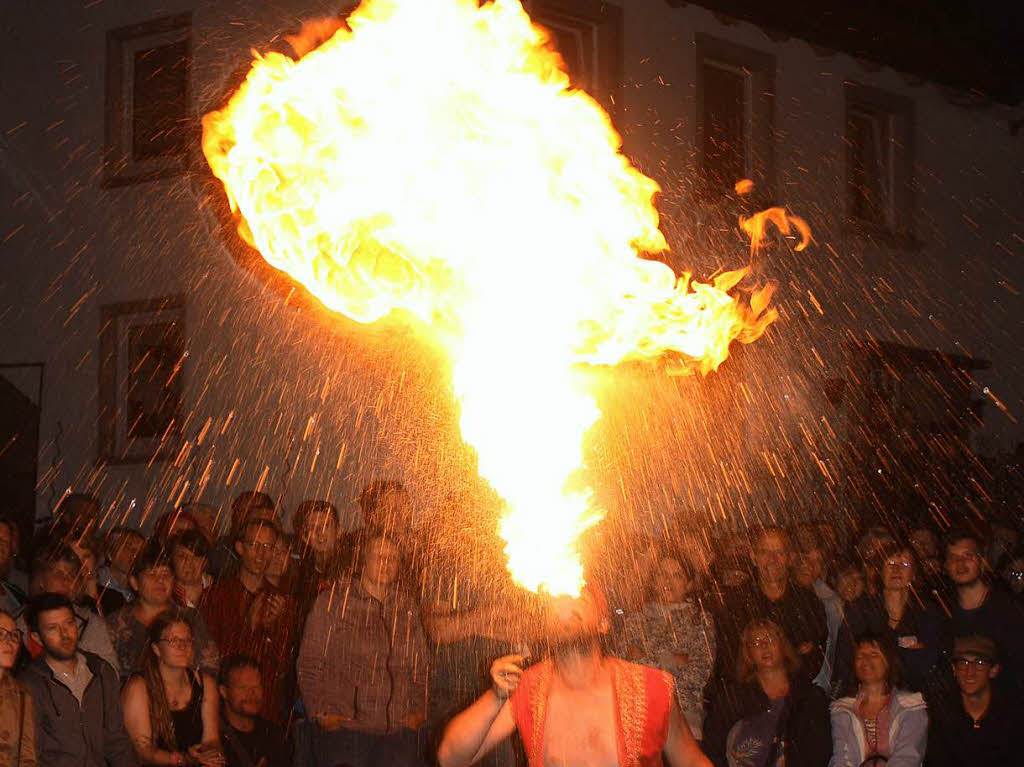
[203,0,805,596]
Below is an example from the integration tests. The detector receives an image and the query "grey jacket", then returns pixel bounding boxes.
[829,690,927,767]
[17,651,138,767]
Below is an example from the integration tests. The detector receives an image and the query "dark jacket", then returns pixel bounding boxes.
[711,580,829,684]
[18,651,138,767]
[703,674,832,767]
[925,686,1024,767]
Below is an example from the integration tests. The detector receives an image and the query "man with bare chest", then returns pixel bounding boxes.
[438,585,712,767]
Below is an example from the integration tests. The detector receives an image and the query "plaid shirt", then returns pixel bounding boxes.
[297,577,428,733]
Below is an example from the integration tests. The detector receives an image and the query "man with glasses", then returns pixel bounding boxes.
[18,593,138,766]
[926,634,1022,767]
[200,519,296,724]
[941,528,1024,696]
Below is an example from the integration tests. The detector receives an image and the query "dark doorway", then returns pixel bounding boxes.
[0,364,42,561]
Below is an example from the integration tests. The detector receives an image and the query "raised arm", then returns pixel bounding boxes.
[437,655,521,767]
[663,701,713,767]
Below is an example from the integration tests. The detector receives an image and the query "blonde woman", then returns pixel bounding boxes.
[703,619,831,767]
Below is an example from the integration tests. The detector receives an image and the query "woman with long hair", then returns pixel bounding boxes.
[702,619,831,767]
[121,610,223,766]
[0,609,35,765]
[619,549,716,739]
[857,542,942,692]
[829,634,927,767]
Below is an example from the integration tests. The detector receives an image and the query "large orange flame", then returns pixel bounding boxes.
[203,0,796,596]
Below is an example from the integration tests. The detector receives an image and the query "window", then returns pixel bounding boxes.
[526,0,623,115]
[104,13,193,186]
[845,84,914,236]
[696,35,775,199]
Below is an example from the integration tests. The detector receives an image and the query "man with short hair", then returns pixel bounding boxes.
[438,586,712,767]
[18,593,137,767]
[941,528,1024,696]
[219,655,290,767]
[96,527,144,614]
[298,527,428,767]
[200,519,296,723]
[25,546,120,673]
[711,526,828,683]
[926,634,1023,767]
[208,492,278,578]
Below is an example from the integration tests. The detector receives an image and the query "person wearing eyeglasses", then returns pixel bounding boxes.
[702,619,832,767]
[925,634,1023,767]
[18,593,136,767]
[940,528,1024,697]
[122,610,224,767]
[846,542,942,693]
[198,520,296,725]
[108,542,220,683]
[829,634,927,767]
[0,608,35,765]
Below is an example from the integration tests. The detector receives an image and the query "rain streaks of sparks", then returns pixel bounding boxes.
[201,0,807,597]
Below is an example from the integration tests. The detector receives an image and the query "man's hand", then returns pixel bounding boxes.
[490,655,524,699]
[316,713,353,731]
[188,743,226,767]
[263,594,286,625]
[797,642,815,655]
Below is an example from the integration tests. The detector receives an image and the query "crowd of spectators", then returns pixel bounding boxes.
[0,484,1020,766]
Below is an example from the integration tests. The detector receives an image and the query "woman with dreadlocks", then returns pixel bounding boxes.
[121,609,224,766]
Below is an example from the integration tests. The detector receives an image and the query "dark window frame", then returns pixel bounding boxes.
[695,34,776,200]
[103,12,194,187]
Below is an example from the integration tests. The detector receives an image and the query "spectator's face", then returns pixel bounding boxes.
[184,505,218,543]
[172,546,207,587]
[745,628,782,671]
[134,565,174,605]
[946,540,983,586]
[70,540,96,582]
[0,613,20,670]
[952,654,998,696]
[854,642,889,685]
[792,549,824,588]
[882,549,915,590]
[653,557,690,603]
[236,526,276,577]
[221,666,264,717]
[753,532,790,584]
[300,510,338,555]
[1002,556,1024,595]
[0,525,13,575]
[154,622,195,669]
[109,533,144,575]
[836,568,865,603]
[909,528,938,559]
[34,607,79,661]
[40,560,78,598]
[362,537,401,589]
[267,539,292,580]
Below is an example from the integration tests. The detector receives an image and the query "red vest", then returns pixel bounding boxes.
[510,657,674,767]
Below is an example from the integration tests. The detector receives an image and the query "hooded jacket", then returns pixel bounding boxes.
[829,690,927,767]
[17,651,137,767]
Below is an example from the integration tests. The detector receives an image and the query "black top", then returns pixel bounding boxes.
[702,673,832,767]
[710,579,829,684]
[940,586,1024,697]
[161,672,204,754]
[220,716,290,767]
[926,687,1024,767]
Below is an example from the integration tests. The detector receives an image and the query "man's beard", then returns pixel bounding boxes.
[545,629,602,657]
[44,642,77,662]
